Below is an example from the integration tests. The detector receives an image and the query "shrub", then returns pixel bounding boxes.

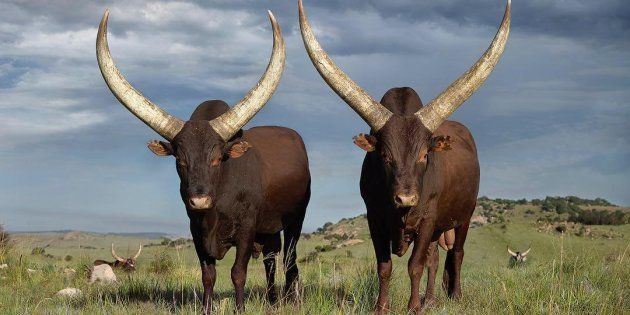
[0,225,11,259]
[31,247,46,255]
[64,255,73,262]
[299,251,319,263]
[149,250,175,274]
[315,245,334,253]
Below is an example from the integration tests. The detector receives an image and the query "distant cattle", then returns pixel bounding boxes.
[508,246,531,267]
[299,0,510,313]
[89,264,117,284]
[93,244,142,272]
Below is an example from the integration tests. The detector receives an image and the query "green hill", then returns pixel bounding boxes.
[0,197,628,314]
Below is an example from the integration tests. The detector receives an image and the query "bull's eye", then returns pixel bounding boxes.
[418,153,428,163]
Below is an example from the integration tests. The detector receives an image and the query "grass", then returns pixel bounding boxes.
[1,206,628,314]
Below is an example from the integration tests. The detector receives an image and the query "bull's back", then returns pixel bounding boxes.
[243,126,310,232]
[433,121,480,231]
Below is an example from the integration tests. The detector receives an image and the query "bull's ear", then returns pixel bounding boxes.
[227,140,252,159]
[148,140,173,156]
[429,135,452,152]
[353,133,377,152]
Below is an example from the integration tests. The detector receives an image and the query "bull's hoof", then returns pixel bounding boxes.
[283,282,301,303]
[448,290,462,300]
[266,290,278,305]
[421,294,436,307]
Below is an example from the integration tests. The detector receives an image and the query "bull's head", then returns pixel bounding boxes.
[508,246,531,266]
[96,10,285,211]
[111,243,142,271]
[299,0,510,208]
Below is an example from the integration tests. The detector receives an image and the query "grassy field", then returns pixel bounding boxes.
[1,203,628,314]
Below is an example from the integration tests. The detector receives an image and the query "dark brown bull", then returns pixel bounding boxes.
[299,0,510,313]
[93,243,142,272]
[96,10,310,313]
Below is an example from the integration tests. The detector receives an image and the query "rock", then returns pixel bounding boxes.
[56,287,82,298]
[0,263,8,269]
[335,239,365,248]
[63,268,76,277]
[27,268,38,274]
[89,264,117,284]
[470,215,488,228]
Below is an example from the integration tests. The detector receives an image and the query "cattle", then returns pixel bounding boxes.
[298,0,510,313]
[93,243,142,272]
[96,9,310,313]
[508,246,531,267]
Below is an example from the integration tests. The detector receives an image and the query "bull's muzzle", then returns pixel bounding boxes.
[394,193,418,208]
[189,195,212,210]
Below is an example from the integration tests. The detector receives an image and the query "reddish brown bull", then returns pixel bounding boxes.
[299,0,510,313]
[96,10,310,313]
[93,243,142,272]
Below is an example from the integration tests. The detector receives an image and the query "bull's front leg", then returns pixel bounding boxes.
[423,241,439,306]
[368,215,392,314]
[200,258,216,314]
[232,231,254,312]
[407,220,436,314]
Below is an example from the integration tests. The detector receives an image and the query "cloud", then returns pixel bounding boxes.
[0,0,628,234]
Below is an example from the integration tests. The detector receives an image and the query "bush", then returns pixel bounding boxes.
[149,250,175,274]
[64,255,73,262]
[298,251,319,263]
[0,225,11,259]
[31,247,46,255]
[315,245,334,253]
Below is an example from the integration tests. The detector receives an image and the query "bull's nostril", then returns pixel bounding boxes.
[395,194,419,207]
[189,195,212,209]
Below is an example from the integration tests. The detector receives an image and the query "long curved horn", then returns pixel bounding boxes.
[416,0,511,132]
[507,246,517,257]
[208,11,286,141]
[111,243,124,262]
[298,0,392,131]
[132,244,142,260]
[97,10,184,141]
[521,247,531,256]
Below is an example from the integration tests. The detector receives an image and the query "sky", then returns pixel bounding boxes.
[0,0,628,235]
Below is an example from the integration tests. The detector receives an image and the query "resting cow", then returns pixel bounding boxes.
[96,9,310,313]
[298,0,510,313]
[93,243,142,272]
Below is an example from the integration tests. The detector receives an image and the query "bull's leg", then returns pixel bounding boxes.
[263,232,281,304]
[407,224,435,314]
[367,216,392,314]
[282,189,308,302]
[442,221,470,299]
[282,224,302,301]
[232,232,254,312]
[423,241,439,306]
[201,258,216,314]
